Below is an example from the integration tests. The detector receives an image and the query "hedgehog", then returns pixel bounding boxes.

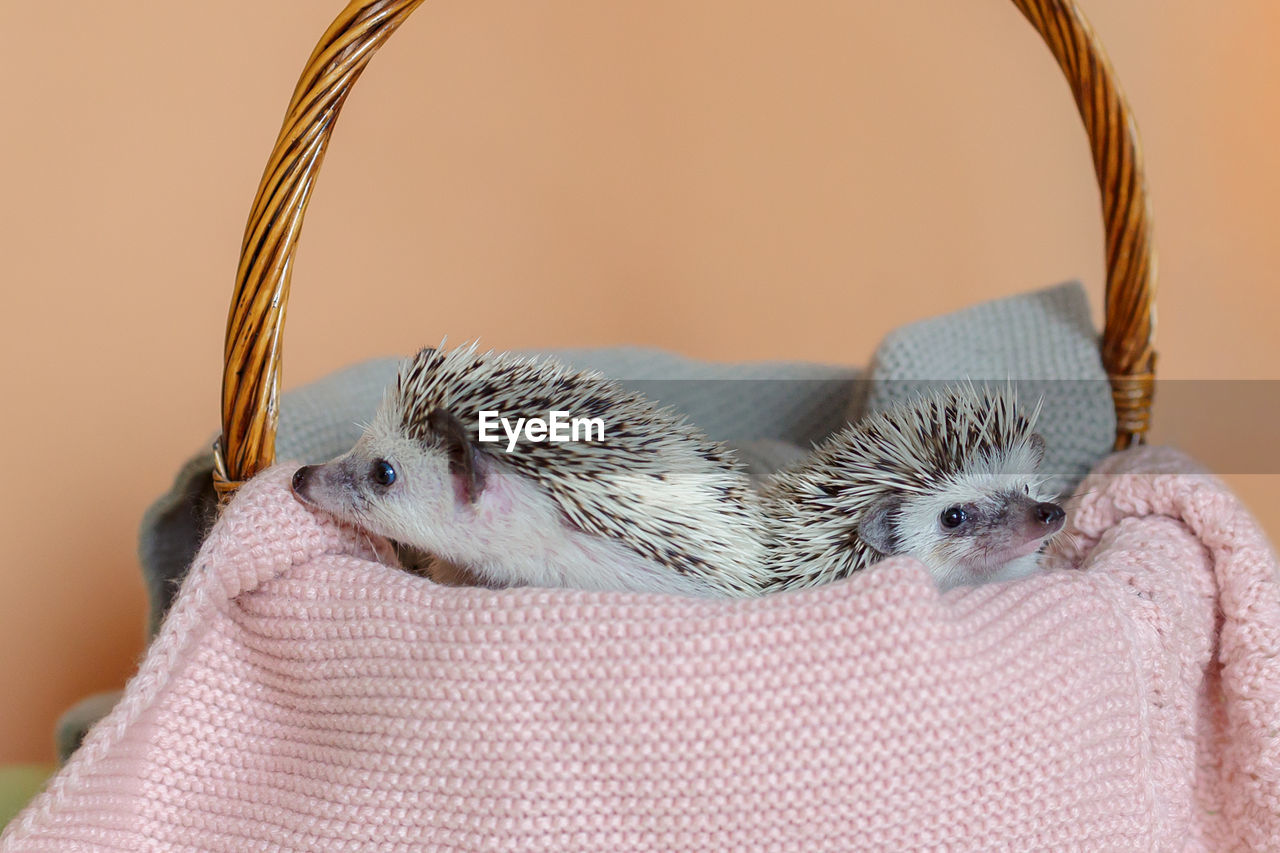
[759,384,1065,592]
[290,344,769,596]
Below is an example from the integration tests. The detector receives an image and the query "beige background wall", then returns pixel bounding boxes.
[1,1,1277,762]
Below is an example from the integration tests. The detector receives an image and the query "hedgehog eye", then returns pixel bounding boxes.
[940,506,967,529]
[371,459,397,487]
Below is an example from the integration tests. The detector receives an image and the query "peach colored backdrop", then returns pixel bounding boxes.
[1,1,1277,763]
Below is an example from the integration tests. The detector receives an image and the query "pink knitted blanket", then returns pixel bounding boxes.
[4,447,1278,851]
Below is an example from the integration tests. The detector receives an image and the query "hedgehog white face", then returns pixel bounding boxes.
[859,433,1064,591]
[291,430,460,551]
[291,419,585,589]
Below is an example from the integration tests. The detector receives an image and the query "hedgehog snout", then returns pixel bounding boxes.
[291,465,316,505]
[292,460,366,514]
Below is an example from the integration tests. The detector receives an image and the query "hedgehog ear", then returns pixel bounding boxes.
[427,407,485,503]
[1027,432,1047,467]
[859,495,901,556]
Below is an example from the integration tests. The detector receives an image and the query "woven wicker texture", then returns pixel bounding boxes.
[1010,0,1157,443]
[215,0,1157,498]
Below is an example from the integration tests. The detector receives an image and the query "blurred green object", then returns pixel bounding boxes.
[0,764,55,832]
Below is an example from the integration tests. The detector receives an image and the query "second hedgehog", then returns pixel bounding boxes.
[760,385,1065,593]
[291,345,768,596]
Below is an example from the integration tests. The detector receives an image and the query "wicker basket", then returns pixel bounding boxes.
[212,0,1157,500]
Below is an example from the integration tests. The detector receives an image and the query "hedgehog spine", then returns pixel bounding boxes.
[292,343,769,597]
[759,384,1065,592]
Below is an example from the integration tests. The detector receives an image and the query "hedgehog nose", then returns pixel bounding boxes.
[1033,501,1065,530]
[292,465,312,496]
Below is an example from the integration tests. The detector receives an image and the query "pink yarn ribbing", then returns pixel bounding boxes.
[3,447,1277,851]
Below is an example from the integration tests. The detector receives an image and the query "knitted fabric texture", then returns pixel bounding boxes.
[10,447,1277,852]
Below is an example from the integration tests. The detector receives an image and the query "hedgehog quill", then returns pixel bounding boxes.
[760,385,1065,592]
[291,344,768,596]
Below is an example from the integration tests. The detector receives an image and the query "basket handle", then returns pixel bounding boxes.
[213,0,1157,499]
